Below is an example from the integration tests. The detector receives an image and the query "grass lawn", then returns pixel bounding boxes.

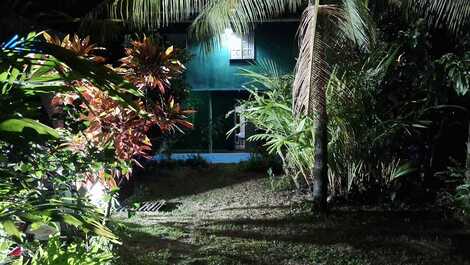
[113,165,470,265]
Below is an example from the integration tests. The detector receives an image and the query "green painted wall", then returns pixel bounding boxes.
[186,22,298,91]
[173,22,298,151]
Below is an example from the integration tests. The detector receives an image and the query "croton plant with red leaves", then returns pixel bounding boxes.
[43,32,106,63]
[118,36,186,94]
[7,246,23,257]
[45,33,193,184]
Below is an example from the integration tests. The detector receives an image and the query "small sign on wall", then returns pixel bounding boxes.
[229,32,255,61]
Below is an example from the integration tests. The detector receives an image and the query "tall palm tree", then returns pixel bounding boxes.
[85,0,469,210]
[293,0,375,210]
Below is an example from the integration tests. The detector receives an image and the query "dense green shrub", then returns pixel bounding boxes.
[229,61,315,190]
[29,235,114,265]
[0,29,194,263]
[326,49,417,199]
[267,168,297,192]
[0,33,121,264]
[455,181,470,218]
[233,56,416,200]
[237,154,282,174]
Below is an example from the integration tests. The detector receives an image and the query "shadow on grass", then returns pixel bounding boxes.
[114,221,265,265]
[115,222,194,265]
[210,205,292,212]
[196,210,469,261]
[114,210,470,265]
[129,165,266,201]
[205,209,462,229]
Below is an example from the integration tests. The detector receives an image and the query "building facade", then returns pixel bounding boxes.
[171,22,298,153]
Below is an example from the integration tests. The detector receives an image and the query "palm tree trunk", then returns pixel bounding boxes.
[309,30,328,212]
[466,121,470,181]
[293,1,332,212]
[311,100,328,211]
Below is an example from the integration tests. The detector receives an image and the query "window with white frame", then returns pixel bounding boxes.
[228,32,255,61]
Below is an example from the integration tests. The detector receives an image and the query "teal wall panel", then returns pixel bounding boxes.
[173,22,298,151]
[186,22,298,91]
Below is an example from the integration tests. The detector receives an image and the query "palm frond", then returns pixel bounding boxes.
[239,59,292,91]
[407,0,470,35]
[89,0,303,50]
[293,2,330,115]
[81,0,207,34]
[336,0,376,51]
[108,0,207,29]
[244,59,282,79]
[188,0,237,51]
[189,0,304,51]
[388,0,470,35]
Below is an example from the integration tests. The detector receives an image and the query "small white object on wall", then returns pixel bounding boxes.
[234,106,246,150]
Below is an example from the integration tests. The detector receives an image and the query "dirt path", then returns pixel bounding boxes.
[114,166,470,265]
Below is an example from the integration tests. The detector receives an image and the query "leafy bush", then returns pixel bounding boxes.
[233,56,416,200]
[326,49,417,199]
[237,154,282,174]
[437,51,470,96]
[455,181,470,217]
[46,33,194,164]
[229,60,315,189]
[267,168,297,192]
[0,32,193,263]
[29,235,114,265]
[0,34,120,262]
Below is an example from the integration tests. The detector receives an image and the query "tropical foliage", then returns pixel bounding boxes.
[0,30,192,263]
[233,51,416,199]
[47,33,193,166]
[0,33,120,264]
[228,61,314,190]
[234,8,469,204]
[0,0,470,263]
[325,49,417,198]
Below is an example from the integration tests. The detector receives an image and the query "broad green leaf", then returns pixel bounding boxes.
[0,118,59,138]
[62,214,83,227]
[2,220,23,241]
[390,163,416,182]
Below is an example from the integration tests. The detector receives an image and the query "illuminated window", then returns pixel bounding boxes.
[224,29,255,61]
